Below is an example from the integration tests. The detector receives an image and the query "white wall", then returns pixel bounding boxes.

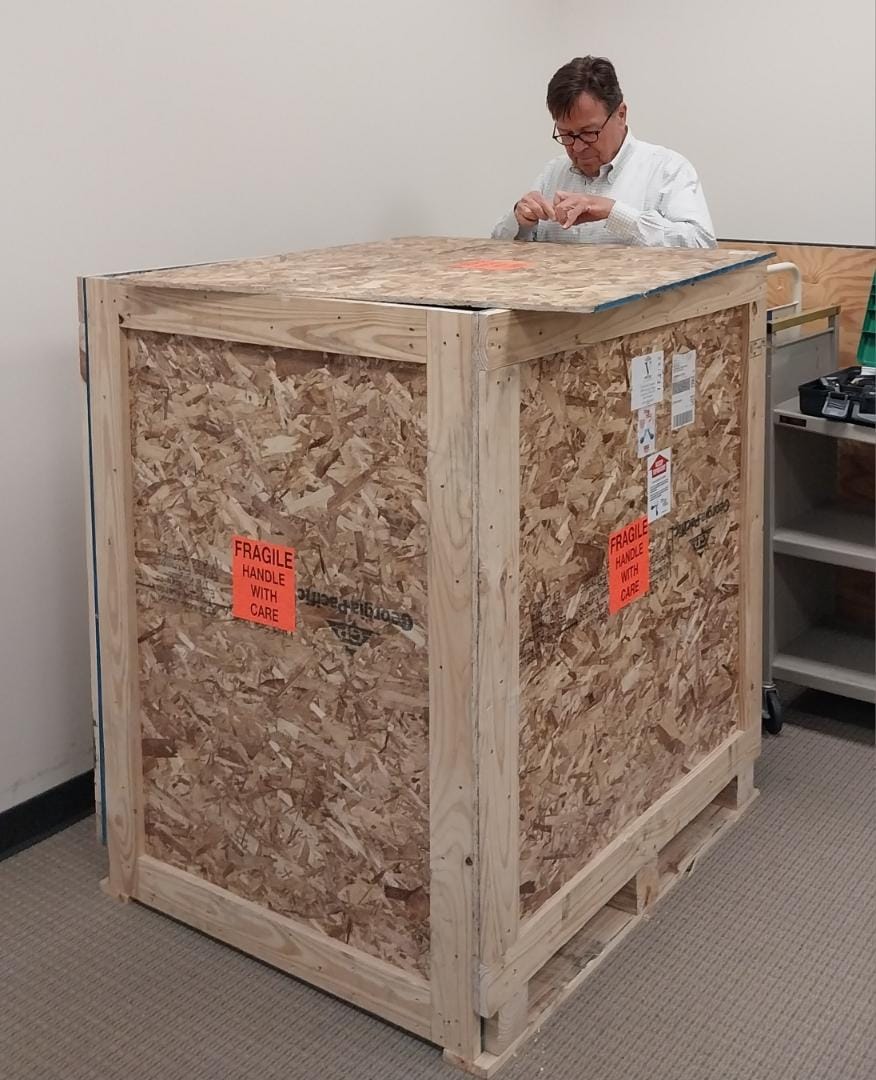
[555,0,876,245]
[4,0,872,816]
[0,0,564,813]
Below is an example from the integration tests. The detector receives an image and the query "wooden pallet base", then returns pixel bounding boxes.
[447,782,758,1078]
[100,759,757,1077]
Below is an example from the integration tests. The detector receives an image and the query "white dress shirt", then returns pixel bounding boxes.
[491,131,716,248]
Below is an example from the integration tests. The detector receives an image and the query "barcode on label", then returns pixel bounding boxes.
[673,409,694,429]
[672,378,693,396]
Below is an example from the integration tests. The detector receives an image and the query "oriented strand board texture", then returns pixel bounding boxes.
[518,307,746,915]
[114,236,769,315]
[128,331,430,975]
[721,241,875,365]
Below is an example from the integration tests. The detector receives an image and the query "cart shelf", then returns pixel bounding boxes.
[774,624,876,703]
[773,506,876,572]
[775,397,876,445]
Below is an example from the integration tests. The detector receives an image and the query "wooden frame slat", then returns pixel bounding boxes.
[478,268,764,370]
[427,310,482,1060]
[86,277,143,897]
[135,856,432,1037]
[476,363,522,1037]
[119,285,428,363]
[478,727,759,1016]
[740,282,768,735]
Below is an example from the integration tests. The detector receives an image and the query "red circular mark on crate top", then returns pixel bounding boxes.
[452,259,530,272]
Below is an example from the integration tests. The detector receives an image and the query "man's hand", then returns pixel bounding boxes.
[553,191,615,228]
[514,191,556,228]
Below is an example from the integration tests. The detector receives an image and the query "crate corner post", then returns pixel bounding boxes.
[84,275,144,901]
[427,307,484,1065]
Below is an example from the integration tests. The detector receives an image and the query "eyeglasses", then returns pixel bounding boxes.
[552,106,617,147]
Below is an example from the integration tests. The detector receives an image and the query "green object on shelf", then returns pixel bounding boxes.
[857,271,875,367]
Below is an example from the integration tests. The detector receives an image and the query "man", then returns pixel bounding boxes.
[492,56,715,248]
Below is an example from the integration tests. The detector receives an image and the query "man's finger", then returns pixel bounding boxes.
[563,202,587,229]
[539,196,557,221]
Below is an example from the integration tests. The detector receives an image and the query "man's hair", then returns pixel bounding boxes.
[546,56,623,120]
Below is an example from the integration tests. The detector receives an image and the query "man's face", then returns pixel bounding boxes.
[555,92,627,173]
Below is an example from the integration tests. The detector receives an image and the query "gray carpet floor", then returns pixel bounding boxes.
[2,695,874,1080]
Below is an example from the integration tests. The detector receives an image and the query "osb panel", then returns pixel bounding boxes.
[113,236,768,315]
[721,241,875,366]
[129,332,430,975]
[518,307,746,916]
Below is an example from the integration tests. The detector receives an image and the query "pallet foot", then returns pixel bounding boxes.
[444,1039,525,1079]
[712,761,758,812]
[483,987,528,1056]
[443,1048,493,1079]
[447,790,758,1075]
[100,876,131,902]
[609,858,660,915]
[447,906,638,1077]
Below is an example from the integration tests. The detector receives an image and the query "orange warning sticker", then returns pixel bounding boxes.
[608,516,650,615]
[231,536,296,632]
[451,258,530,271]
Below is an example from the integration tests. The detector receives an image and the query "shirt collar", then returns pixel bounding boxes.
[571,129,637,183]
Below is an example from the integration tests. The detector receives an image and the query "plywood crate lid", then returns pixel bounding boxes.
[111,236,772,315]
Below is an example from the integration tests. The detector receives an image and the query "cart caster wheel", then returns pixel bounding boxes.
[762,687,783,735]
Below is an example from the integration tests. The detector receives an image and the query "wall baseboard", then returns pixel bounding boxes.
[0,771,95,862]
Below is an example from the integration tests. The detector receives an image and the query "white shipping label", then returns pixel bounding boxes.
[671,349,696,430]
[630,350,665,410]
[636,405,656,458]
[647,449,672,522]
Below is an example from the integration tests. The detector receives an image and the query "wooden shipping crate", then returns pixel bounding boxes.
[81,237,770,1075]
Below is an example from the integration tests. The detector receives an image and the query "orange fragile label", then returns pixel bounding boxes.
[608,516,650,616]
[231,536,296,632]
[452,258,530,271]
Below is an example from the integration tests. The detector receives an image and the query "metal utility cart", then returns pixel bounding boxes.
[763,290,876,732]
